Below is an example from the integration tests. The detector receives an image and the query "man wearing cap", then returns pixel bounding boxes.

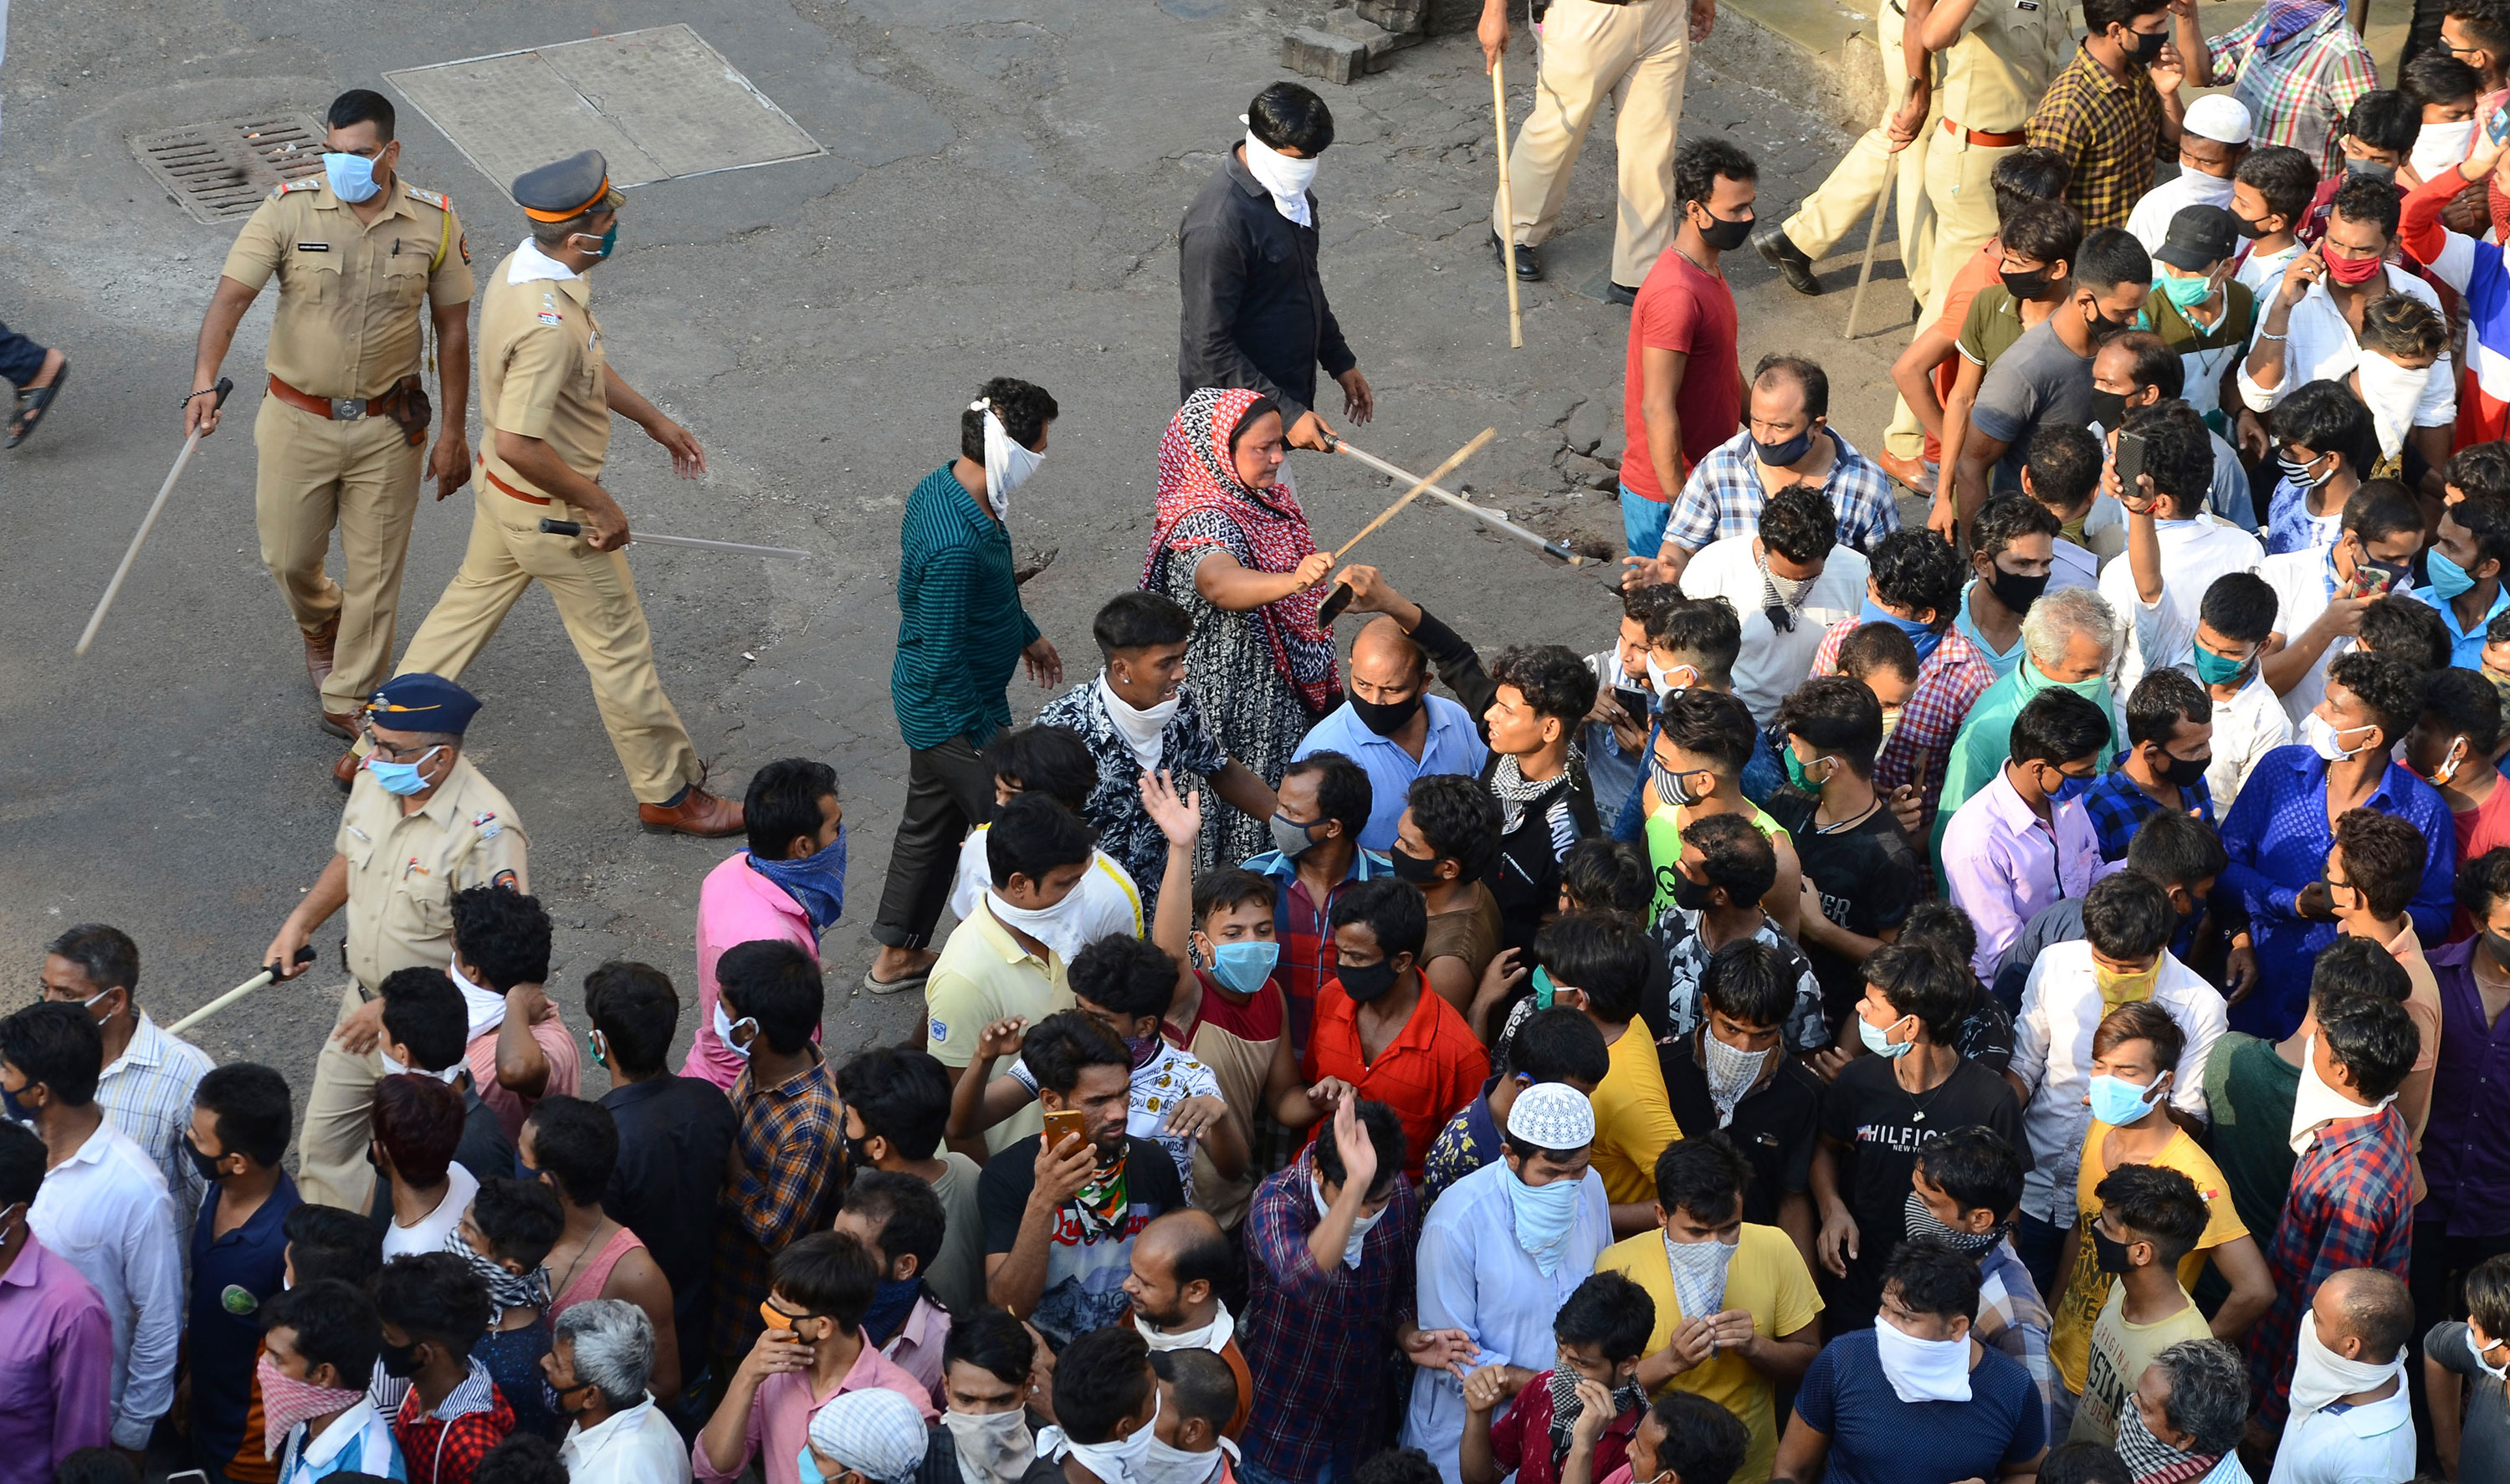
[365,149,743,836]
[262,673,530,1210]
[2127,95,2255,257]
[806,1389,930,1484]
[187,88,474,739]
[2139,205,2256,432]
[1401,1082,1613,1484]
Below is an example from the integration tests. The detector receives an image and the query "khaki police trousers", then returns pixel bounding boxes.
[1493,0,1693,289]
[1780,8,1939,296]
[397,479,702,805]
[296,982,382,1211]
[255,394,423,715]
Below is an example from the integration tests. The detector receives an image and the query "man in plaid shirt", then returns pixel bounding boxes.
[709,942,848,1369]
[2080,673,2219,865]
[2175,0,2376,182]
[377,1253,515,1484]
[2027,0,2186,229]
[1238,1100,1472,1484]
[2243,993,2417,1431]
[1811,530,1990,853]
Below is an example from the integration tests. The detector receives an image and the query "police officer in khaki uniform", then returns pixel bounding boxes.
[190,90,474,738]
[1914,0,2070,313]
[360,149,744,836]
[260,673,527,1210]
[1753,7,1940,302]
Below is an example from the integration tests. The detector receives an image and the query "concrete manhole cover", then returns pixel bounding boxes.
[131,114,328,224]
[385,24,824,202]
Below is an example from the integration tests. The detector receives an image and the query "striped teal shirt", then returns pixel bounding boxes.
[892,464,1039,750]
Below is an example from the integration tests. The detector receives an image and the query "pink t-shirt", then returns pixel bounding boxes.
[1619,246,1741,502]
[689,1341,937,1484]
[464,1012,581,1142]
[688,852,821,1089]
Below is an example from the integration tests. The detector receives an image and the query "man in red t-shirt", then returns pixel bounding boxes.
[1300,878,1488,1184]
[1616,138,1754,563]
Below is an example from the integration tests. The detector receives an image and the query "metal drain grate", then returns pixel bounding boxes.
[131,114,328,224]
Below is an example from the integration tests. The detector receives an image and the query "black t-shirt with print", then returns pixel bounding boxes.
[1764,792,1920,1021]
[1817,1052,2026,1323]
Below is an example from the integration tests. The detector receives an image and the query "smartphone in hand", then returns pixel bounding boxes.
[1043,1108,1088,1154]
[2113,429,2149,498]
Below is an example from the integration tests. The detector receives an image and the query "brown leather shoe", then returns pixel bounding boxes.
[331,744,362,792]
[303,615,340,690]
[320,709,358,740]
[638,785,745,837]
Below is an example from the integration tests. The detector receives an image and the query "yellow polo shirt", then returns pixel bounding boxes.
[924,898,1073,1154]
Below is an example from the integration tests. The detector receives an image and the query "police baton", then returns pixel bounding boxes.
[538,518,808,561]
[166,944,316,1037]
[76,376,233,656]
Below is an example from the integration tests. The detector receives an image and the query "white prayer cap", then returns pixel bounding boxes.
[2186,94,2254,146]
[1505,1082,1596,1149]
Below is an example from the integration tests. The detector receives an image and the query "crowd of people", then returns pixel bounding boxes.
[29,0,2510,1479]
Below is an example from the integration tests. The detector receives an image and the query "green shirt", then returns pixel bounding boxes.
[2192,1031,2302,1312]
[1931,658,2118,867]
[891,464,1041,751]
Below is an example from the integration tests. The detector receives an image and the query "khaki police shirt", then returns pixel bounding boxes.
[334,754,528,990]
[478,246,611,497]
[221,179,475,401]
[1932,0,2071,136]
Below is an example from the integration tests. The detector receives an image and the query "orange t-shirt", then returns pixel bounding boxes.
[1926,242,2005,463]
[1302,980,1489,1183]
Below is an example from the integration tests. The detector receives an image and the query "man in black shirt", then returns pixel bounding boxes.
[585,960,740,1382]
[978,1012,1187,1348]
[1811,940,2027,1329]
[1660,938,1824,1273]
[375,967,511,1189]
[1765,677,1919,1025]
[1176,83,1374,450]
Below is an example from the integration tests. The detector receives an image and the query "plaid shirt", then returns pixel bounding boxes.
[1660,427,1900,556]
[1812,619,1995,846]
[2205,7,2377,181]
[1974,1241,2061,1449]
[392,1359,515,1484]
[2080,751,2215,864]
[1243,846,1395,1049]
[712,1054,848,1357]
[1239,1149,1422,1480]
[96,1012,215,1233]
[2027,46,2167,229]
[2246,1108,2415,1426]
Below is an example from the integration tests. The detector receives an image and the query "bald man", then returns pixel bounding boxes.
[2267,1267,2415,1483]
[1122,1209,1254,1439]
[1294,592,1490,852]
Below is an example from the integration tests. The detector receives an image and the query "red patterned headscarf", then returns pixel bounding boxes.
[1140,387,1340,716]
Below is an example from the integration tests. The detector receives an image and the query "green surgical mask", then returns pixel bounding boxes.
[2155,271,2215,310]
[1781,745,1834,794]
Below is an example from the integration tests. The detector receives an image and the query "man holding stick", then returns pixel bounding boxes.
[341,149,743,836]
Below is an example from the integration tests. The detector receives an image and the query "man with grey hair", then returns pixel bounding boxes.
[351,147,744,837]
[2118,1338,2247,1484]
[1933,582,2123,865]
[550,1299,689,1484]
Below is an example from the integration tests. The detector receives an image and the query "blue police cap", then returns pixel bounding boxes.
[363,673,482,735]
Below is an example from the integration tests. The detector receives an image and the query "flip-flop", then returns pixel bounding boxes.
[863,965,930,996]
[8,361,68,448]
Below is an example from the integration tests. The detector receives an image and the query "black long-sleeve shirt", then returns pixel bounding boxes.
[1176,144,1356,427]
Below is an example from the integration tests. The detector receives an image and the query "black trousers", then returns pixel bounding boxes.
[871,733,997,949]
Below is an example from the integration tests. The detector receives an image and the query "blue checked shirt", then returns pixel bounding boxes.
[1660,427,1901,555]
[2081,750,2215,865]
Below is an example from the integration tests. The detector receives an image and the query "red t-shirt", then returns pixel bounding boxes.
[1301,978,1489,1181]
[1619,247,1741,502]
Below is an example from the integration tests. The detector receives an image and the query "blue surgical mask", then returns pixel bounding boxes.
[797,1448,828,1484]
[1858,1011,1913,1059]
[2427,545,2480,601]
[322,151,382,202]
[747,828,848,933]
[2087,1072,2162,1127]
[1207,939,1279,996]
[364,745,443,796]
[1860,597,1943,665]
[2050,773,2096,805]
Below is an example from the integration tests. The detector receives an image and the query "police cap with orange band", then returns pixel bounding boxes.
[514,150,624,223]
[361,673,482,735]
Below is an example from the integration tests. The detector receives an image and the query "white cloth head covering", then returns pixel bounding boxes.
[1505,1082,1596,1149]
[808,1389,930,1484]
[2185,94,2255,145]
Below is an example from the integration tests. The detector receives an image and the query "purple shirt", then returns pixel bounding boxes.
[1941,767,2108,982]
[0,1236,114,1484]
[2419,938,2510,1236]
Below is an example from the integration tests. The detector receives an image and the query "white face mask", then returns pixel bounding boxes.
[1312,1174,1386,1267]
[2414,119,2481,182]
[2305,711,2375,764]
[1662,1230,1739,1329]
[987,887,1080,947]
[715,999,761,1062]
[1099,670,1181,771]
[447,957,510,1041]
[1134,1433,1232,1484]
[2288,1307,2405,1421]
[1872,1312,1973,1405]
[975,403,1043,521]
[377,1051,463,1084]
[2353,352,2432,459]
[2289,1032,2397,1151]
[1241,121,1319,227]
[1137,1300,1234,1354]
[1646,656,1696,699]
[2473,1326,2510,1383]
[943,1409,1037,1484]
[1040,1396,1160,1484]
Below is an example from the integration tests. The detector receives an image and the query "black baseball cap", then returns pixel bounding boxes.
[2155,204,2239,271]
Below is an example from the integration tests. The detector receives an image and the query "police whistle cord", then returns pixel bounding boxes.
[538,518,809,561]
[76,376,234,656]
[166,945,317,1037]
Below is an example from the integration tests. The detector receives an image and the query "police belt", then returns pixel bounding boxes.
[268,373,430,445]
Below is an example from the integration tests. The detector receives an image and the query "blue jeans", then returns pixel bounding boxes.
[1621,483,1670,558]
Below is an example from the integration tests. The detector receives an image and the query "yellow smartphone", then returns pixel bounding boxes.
[1043,1108,1088,1153]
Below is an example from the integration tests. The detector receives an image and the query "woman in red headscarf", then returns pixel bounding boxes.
[1142,387,1339,864]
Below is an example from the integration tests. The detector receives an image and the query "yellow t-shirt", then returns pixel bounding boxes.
[1591,1023,1683,1206]
[2048,1120,2245,1393]
[2069,1282,2214,1444]
[1598,1224,1822,1484]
